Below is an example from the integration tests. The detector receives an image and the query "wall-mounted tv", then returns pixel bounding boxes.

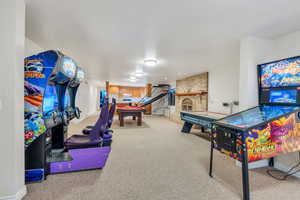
[259,56,300,88]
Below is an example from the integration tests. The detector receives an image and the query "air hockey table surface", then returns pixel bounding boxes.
[180,111,228,133]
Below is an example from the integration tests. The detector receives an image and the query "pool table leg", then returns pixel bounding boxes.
[119,113,124,127]
[137,113,142,126]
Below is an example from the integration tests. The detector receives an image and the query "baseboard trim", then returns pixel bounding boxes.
[0,185,27,200]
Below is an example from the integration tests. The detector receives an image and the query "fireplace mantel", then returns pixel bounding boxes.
[175,91,207,96]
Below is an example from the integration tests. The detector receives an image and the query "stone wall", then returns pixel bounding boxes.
[170,72,209,123]
[176,72,208,93]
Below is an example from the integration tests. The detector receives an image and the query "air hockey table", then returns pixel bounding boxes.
[116,106,146,127]
[180,111,228,133]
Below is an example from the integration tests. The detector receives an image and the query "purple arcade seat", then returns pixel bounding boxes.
[64,99,109,150]
[83,98,116,135]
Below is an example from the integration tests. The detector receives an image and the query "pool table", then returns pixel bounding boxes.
[116,106,146,127]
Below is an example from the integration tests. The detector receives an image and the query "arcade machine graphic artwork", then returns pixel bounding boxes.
[24,50,77,181]
[209,56,300,200]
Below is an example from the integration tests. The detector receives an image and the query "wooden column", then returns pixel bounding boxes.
[105,81,109,98]
[145,83,152,115]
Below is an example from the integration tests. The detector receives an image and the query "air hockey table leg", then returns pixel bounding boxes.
[181,121,193,133]
[209,138,214,177]
[241,137,250,200]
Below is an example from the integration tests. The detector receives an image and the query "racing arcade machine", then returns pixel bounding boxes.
[210,56,300,200]
[24,50,77,181]
[64,67,85,121]
[25,50,111,181]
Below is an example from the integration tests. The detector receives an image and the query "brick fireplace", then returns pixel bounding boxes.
[169,72,208,123]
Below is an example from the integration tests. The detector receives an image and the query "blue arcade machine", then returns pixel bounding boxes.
[24,50,78,181]
[64,67,85,121]
[100,90,107,108]
[25,50,111,182]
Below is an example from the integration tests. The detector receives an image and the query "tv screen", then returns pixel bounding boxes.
[269,90,297,104]
[259,56,300,88]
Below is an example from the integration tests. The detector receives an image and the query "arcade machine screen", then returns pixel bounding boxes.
[43,85,59,114]
[62,57,77,78]
[64,89,71,109]
[260,56,300,88]
[269,90,297,104]
[259,56,300,106]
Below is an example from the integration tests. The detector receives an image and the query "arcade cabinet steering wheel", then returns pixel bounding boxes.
[62,111,69,126]
[75,107,81,119]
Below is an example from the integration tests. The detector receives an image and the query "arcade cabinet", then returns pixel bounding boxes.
[100,90,107,108]
[25,50,111,181]
[210,56,300,200]
[64,67,85,121]
[25,50,77,181]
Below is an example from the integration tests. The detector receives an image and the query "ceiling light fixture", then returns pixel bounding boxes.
[129,76,138,81]
[144,58,158,67]
[135,72,146,77]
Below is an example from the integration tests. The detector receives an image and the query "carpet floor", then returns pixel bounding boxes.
[24,115,300,200]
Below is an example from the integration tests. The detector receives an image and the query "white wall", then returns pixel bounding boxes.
[208,62,240,114]
[71,82,99,123]
[25,38,44,57]
[0,0,26,199]
[239,37,275,110]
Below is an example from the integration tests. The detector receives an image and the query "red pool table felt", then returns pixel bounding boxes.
[116,106,145,112]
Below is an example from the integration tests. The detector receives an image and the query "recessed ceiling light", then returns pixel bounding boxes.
[144,59,158,67]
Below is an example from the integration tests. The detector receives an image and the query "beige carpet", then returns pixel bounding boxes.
[24,115,300,200]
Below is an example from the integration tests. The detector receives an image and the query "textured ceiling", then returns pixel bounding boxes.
[25,0,300,86]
